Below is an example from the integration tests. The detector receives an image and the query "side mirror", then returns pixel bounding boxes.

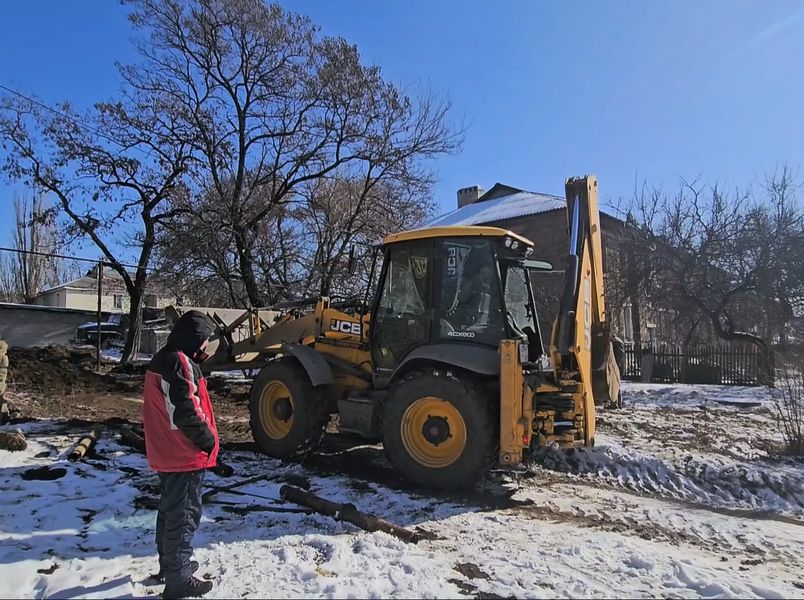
[347,245,357,274]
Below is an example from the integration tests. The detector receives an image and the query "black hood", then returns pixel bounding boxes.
[167,310,215,356]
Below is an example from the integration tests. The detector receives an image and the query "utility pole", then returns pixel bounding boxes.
[96,261,103,370]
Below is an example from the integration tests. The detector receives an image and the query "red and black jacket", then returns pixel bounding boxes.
[142,311,219,472]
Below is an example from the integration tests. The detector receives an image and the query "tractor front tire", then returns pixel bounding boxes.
[249,359,328,459]
[382,370,497,490]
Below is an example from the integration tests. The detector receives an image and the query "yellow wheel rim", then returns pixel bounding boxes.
[401,396,467,468]
[259,380,294,439]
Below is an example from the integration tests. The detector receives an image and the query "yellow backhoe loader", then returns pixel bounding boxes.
[188,175,620,489]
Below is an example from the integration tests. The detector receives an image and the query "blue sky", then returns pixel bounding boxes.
[1,0,803,251]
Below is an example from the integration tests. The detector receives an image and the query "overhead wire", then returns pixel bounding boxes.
[0,82,155,159]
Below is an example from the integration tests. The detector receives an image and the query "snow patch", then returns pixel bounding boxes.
[534,439,804,518]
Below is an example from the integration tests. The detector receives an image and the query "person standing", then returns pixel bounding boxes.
[142,310,218,598]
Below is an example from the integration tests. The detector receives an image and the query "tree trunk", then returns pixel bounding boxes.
[233,227,263,307]
[319,263,332,297]
[683,318,700,347]
[705,310,774,386]
[121,288,144,365]
[630,298,642,348]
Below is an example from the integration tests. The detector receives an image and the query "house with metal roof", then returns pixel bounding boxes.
[426,183,566,228]
[425,182,626,267]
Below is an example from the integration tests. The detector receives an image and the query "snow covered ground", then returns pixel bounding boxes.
[100,349,153,364]
[1,383,803,599]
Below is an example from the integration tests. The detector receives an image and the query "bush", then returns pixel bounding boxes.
[772,358,804,456]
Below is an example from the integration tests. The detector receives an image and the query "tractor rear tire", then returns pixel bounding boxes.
[382,370,497,490]
[249,359,328,459]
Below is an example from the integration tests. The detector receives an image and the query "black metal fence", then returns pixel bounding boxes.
[621,343,772,386]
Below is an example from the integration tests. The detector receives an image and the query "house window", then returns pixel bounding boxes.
[114,294,124,309]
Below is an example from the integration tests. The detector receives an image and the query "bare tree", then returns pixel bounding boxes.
[122,0,462,306]
[154,174,432,308]
[0,96,192,363]
[612,185,664,347]
[0,194,65,303]
[617,170,804,382]
[0,254,19,303]
[153,182,306,307]
[295,176,433,298]
[772,357,804,455]
[751,167,804,348]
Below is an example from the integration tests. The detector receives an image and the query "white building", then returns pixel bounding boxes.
[34,265,174,312]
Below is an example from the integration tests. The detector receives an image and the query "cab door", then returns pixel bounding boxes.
[371,241,433,373]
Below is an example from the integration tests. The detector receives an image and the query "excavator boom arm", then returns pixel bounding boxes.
[548,175,620,445]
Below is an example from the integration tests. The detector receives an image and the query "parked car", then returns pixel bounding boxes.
[75,313,128,348]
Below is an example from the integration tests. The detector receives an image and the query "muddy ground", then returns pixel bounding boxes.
[3,345,253,442]
[1,345,797,498]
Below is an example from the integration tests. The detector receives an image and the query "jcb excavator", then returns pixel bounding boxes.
[194,175,620,489]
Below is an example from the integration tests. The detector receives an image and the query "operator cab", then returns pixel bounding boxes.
[371,227,551,378]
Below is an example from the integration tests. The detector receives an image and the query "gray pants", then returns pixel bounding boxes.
[156,469,205,586]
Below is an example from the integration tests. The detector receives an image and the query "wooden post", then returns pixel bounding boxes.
[96,261,103,370]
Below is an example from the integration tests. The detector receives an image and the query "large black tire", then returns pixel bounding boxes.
[382,370,497,490]
[249,359,328,459]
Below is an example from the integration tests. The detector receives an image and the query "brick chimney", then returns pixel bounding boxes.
[457,185,485,208]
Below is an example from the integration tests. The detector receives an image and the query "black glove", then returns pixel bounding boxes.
[208,453,234,477]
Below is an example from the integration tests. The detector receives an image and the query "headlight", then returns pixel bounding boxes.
[504,238,512,248]
[511,241,519,250]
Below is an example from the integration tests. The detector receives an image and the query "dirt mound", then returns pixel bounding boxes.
[7,345,128,395]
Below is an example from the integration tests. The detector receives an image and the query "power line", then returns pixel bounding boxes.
[0,245,182,277]
[0,245,143,270]
[0,83,154,159]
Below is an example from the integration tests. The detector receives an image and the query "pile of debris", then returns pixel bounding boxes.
[6,345,131,395]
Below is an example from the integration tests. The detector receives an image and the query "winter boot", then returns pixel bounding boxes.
[155,560,199,583]
[163,576,213,599]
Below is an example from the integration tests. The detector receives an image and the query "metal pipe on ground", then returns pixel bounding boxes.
[279,485,421,543]
[68,430,100,461]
